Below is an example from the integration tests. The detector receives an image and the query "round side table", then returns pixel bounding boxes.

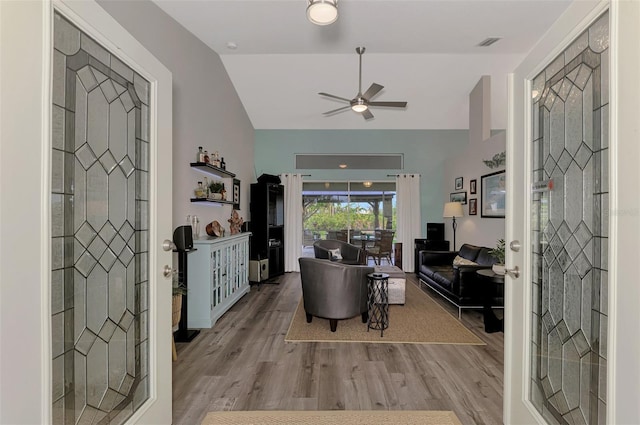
[476,269,504,333]
[367,272,389,337]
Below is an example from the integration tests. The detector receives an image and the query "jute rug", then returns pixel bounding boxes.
[202,410,463,424]
[285,281,484,345]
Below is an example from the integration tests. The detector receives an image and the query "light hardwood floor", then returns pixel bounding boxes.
[172,272,504,425]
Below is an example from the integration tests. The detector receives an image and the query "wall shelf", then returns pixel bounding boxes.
[190,162,236,178]
[190,162,237,206]
[190,198,234,205]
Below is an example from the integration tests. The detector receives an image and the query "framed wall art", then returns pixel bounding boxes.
[455,176,463,190]
[469,198,477,215]
[481,170,505,218]
[232,178,241,210]
[449,191,467,205]
[470,179,477,194]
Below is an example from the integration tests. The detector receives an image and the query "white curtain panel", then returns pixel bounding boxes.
[396,174,421,272]
[280,173,303,272]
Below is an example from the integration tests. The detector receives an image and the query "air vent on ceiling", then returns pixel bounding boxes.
[477,37,502,47]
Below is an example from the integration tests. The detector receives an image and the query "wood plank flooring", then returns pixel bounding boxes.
[172,272,504,425]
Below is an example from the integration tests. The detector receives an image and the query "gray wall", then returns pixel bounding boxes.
[254,129,470,236]
[99,0,255,241]
[442,131,506,249]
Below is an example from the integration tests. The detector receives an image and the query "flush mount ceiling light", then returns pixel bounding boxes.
[363,181,373,188]
[307,0,338,26]
[339,164,347,169]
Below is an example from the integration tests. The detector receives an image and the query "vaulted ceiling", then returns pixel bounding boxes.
[152,0,572,130]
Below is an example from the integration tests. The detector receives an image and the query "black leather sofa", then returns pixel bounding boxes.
[417,243,503,317]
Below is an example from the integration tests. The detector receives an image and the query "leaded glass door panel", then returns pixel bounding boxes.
[50,2,173,423]
[529,12,609,424]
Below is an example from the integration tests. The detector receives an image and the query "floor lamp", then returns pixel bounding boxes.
[443,202,464,251]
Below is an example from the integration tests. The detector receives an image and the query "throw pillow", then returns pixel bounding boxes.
[328,248,342,260]
[453,255,478,266]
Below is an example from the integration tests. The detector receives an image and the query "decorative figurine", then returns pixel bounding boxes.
[228,209,244,235]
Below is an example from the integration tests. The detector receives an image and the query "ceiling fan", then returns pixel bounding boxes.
[319,47,407,120]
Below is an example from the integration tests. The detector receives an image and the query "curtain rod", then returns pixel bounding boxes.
[387,174,421,177]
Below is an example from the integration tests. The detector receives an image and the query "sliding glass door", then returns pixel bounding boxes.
[301,181,396,249]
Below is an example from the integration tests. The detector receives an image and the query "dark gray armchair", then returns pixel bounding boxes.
[298,257,374,332]
[313,239,363,265]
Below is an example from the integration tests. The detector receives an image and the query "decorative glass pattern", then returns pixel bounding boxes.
[530,12,608,425]
[51,11,150,425]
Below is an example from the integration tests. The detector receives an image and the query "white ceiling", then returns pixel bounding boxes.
[152,0,572,130]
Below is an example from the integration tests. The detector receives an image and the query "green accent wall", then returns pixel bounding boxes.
[254,129,469,236]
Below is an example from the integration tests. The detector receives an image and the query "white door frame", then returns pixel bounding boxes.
[505,0,640,424]
[0,0,173,423]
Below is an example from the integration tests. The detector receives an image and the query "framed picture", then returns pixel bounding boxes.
[455,176,463,190]
[450,191,467,205]
[470,179,477,194]
[232,178,241,210]
[481,170,505,218]
[469,198,477,215]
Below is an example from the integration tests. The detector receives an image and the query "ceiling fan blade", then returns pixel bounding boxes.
[362,83,384,101]
[362,109,374,120]
[368,101,408,108]
[323,105,351,115]
[318,92,352,102]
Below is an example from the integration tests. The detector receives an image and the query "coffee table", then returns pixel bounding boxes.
[374,265,406,304]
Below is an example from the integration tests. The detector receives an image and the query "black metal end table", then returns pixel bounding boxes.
[367,272,389,337]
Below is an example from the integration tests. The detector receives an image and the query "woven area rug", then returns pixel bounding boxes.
[201,410,463,425]
[285,281,484,345]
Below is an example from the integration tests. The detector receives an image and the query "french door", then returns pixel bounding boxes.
[0,0,172,423]
[505,1,640,424]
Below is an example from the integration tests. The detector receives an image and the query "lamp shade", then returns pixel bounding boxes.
[443,202,464,218]
[307,0,338,25]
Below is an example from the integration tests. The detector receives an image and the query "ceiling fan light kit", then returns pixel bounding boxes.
[307,0,338,26]
[351,99,368,113]
[319,47,408,120]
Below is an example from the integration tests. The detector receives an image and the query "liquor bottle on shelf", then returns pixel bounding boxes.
[213,151,221,168]
[203,177,210,197]
[197,146,205,163]
[204,150,210,164]
[220,157,226,170]
[194,181,206,198]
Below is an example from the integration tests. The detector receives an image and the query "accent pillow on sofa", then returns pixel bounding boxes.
[453,255,477,266]
[328,248,343,260]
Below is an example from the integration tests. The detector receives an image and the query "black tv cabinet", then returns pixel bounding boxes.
[250,182,285,278]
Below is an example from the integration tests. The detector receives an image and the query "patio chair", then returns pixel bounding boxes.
[336,230,348,242]
[303,230,316,247]
[367,230,394,265]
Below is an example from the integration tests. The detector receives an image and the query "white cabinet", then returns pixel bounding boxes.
[187,233,250,328]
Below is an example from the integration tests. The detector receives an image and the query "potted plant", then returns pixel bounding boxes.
[208,181,225,200]
[489,238,506,275]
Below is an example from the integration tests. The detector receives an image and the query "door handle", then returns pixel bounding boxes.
[162,239,176,252]
[509,240,521,252]
[163,265,173,278]
[505,265,520,279]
